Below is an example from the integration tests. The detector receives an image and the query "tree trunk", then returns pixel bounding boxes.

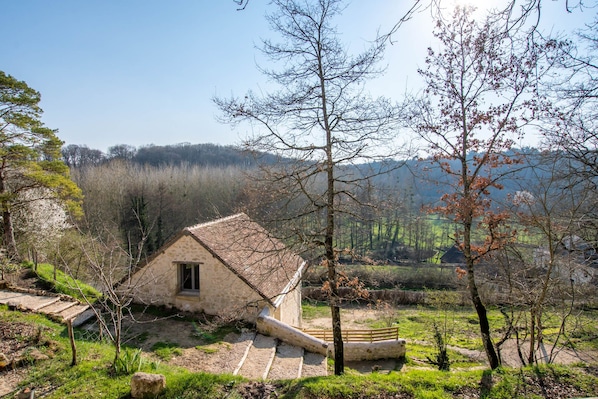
[331,302,344,375]
[0,172,19,261]
[528,309,537,365]
[112,305,122,369]
[464,217,500,369]
[2,209,19,261]
[465,249,500,368]
[327,202,344,374]
[68,319,77,366]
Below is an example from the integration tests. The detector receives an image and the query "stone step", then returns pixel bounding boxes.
[37,300,77,315]
[72,308,96,327]
[267,341,304,380]
[301,351,328,377]
[0,290,27,303]
[57,304,89,321]
[235,334,277,380]
[0,291,60,311]
[232,331,258,375]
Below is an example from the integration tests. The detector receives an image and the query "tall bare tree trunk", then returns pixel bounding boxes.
[464,221,500,369]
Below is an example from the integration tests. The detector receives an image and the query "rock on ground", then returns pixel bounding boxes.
[130,372,166,399]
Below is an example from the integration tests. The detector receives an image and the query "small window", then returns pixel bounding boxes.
[179,263,200,292]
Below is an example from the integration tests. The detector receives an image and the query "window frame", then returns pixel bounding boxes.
[177,262,201,293]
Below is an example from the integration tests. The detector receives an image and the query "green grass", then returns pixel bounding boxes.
[286,366,598,399]
[302,301,332,319]
[303,299,598,352]
[2,304,597,399]
[196,345,220,354]
[32,263,101,303]
[301,299,598,366]
[151,341,183,361]
[0,304,243,398]
[302,301,488,350]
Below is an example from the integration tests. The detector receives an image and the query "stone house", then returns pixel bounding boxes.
[124,213,305,326]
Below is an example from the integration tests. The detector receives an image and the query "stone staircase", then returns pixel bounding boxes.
[0,289,94,326]
[233,333,327,379]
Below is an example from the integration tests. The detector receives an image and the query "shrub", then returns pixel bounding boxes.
[114,348,144,375]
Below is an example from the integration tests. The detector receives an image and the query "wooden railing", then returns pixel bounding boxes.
[301,327,399,343]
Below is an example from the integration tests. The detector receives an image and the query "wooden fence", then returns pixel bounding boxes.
[301,326,399,343]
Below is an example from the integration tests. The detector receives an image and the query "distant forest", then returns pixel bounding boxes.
[61,143,281,168]
[62,142,572,264]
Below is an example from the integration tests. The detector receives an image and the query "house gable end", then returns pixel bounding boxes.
[183,228,277,306]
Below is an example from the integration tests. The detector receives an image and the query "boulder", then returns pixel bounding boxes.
[130,372,166,399]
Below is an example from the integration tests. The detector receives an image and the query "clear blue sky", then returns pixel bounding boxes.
[2,1,592,152]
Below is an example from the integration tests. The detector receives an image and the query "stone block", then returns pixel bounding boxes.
[130,372,166,399]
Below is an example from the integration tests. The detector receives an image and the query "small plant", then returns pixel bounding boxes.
[114,348,145,375]
[426,321,450,371]
[423,290,454,371]
[151,341,183,361]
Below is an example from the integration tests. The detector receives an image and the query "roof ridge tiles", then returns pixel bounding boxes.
[185,213,246,231]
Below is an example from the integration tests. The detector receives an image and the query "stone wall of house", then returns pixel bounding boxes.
[273,284,302,327]
[128,234,266,322]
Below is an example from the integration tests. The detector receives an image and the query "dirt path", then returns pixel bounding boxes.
[498,339,598,367]
[121,313,257,375]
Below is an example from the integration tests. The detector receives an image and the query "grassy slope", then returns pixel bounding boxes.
[32,263,101,302]
[2,304,597,399]
[302,300,598,367]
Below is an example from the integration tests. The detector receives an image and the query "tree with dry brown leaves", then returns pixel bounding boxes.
[407,6,552,369]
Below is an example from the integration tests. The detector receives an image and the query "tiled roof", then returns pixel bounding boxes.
[185,213,305,304]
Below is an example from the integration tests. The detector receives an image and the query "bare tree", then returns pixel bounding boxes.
[385,0,590,43]
[232,0,250,10]
[407,6,550,369]
[541,18,598,239]
[72,161,246,255]
[62,144,105,168]
[494,151,594,365]
[107,144,137,162]
[215,0,403,374]
[55,219,164,370]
